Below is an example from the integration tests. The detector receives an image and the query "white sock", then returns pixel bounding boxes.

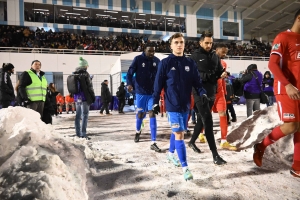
[182,166,188,172]
[168,152,174,157]
[136,130,140,133]
[151,141,156,145]
[221,139,227,144]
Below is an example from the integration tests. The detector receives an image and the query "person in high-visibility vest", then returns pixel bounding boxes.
[18,60,47,118]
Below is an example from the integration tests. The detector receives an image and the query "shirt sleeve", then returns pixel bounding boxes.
[126,56,138,86]
[153,60,166,105]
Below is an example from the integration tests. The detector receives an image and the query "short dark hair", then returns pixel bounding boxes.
[199,31,213,41]
[169,33,184,43]
[294,9,300,22]
[215,43,228,49]
[31,60,41,65]
[104,79,108,82]
[144,43,156,51]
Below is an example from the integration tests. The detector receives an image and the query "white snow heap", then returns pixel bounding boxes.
[0,107,91,200]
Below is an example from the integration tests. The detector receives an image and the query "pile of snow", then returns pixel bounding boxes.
[0,107,100,200]
[227,105,283,150]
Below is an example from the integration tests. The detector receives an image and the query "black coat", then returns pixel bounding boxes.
[117,84,126,100]
[189,47,224,101]
[0,68,15,102]
[42,89,55,124]
[18,69,46,101]
[101,82,111,103]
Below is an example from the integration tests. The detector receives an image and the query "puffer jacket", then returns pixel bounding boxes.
[241,70,263,99]
[0,68,15,102]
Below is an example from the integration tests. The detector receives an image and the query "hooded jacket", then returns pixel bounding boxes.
[189,47,224,100]
[0,68,15,102]
[127,52,160,95]
[73,67,95,105]
[240,64,263,99]
[101,82,111,103]
[262,71,274,96]
[153,54,206,113]
[117,82,126,100]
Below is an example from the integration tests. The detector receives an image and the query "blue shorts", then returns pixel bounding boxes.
[136,94,153,113]
[167,111,189,132]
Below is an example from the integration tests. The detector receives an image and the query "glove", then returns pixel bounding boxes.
[152,104,160,115]
[24,99,31,107]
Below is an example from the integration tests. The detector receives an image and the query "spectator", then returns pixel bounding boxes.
[47,83,59,116]
[0,63,15,108]
[100,79,112,116]
[262,71,275,106]
[56,92,65,114]
[116,82,126,114]
[65,93,75,114]
[240,64,263,117]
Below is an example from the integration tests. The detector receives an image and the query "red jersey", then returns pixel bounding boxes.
[270,30,300,95]
[216,59,227,96]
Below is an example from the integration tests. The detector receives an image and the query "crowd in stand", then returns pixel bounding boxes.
[0,25,271,56]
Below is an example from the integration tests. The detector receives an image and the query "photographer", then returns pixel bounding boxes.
[240,64,263,117]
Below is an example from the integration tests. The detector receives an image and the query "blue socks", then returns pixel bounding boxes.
[175,140,187,167]
[136,114,143,131]
[169,133,175,153]
[150,117,157,141]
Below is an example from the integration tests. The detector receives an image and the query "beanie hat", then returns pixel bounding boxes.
[2,63,15,71]
[78,57,89,68]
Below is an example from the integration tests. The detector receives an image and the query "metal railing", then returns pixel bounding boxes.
[0,47,270,60]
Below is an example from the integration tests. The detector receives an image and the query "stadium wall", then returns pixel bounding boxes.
[6,0,243,40]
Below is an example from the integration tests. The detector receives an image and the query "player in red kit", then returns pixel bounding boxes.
[253,9,300,178]
[213,43,237,150]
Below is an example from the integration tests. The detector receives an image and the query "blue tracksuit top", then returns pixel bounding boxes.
[126,52,160,95]
[153,54,206,113]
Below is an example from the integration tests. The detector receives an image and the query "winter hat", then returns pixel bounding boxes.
[247,64,257,71]
[78,57,89,68]
[2,63,15,71]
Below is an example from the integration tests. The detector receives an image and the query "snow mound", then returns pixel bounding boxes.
[0,107,97,200]
[227,105,283,150]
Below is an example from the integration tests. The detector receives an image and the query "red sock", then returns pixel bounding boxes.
[293,132,300,171]
[220,115,228,140]
[260,126,285,150]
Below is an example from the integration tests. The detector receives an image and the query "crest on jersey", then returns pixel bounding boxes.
[185,66,190,72]
[153,62,156,67]
[142,63,145,67]
[272,43,280,50]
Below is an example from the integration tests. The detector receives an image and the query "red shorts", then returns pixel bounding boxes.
[276,95,300,122]
[212,94,226,113]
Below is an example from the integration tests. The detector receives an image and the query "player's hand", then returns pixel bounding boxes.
[220,71,227,79]
[285,84,300,100]
[127,85,133,93]
[152,104,160,115]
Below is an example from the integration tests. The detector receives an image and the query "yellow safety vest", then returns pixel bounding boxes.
[26,70,47,101]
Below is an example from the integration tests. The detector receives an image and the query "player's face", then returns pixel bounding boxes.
[216,47,228,59]
[145,47,155,59]
[170,37,185,56]
[199,37,213,52]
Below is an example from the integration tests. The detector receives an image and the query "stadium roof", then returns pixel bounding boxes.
[143,0,299,39]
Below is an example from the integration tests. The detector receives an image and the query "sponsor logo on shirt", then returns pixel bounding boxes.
[296,51,300,60]
[142,63,145,67]
[272,43,280,50]
[185,66,190,72]
[199,59,204,61]
[283,113,295,119]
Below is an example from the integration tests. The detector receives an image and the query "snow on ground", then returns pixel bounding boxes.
[0,104,299,200]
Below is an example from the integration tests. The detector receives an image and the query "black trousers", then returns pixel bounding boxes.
[100,102,110,114]
[226,103,236,121]
[190,100,217,151]
[118,98,125,112]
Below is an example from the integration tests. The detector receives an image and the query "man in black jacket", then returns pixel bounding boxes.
[188,31,227,165]
[117,82,126,114]
[100,80,112,115]
[0,63,15,108]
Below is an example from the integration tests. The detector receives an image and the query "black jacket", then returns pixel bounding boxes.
[74,68,95,105]
[101,82,111,103]
[0,68,15,102]
[189,47,224,101]
[117,83,126,100]
[18,69,45,101]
